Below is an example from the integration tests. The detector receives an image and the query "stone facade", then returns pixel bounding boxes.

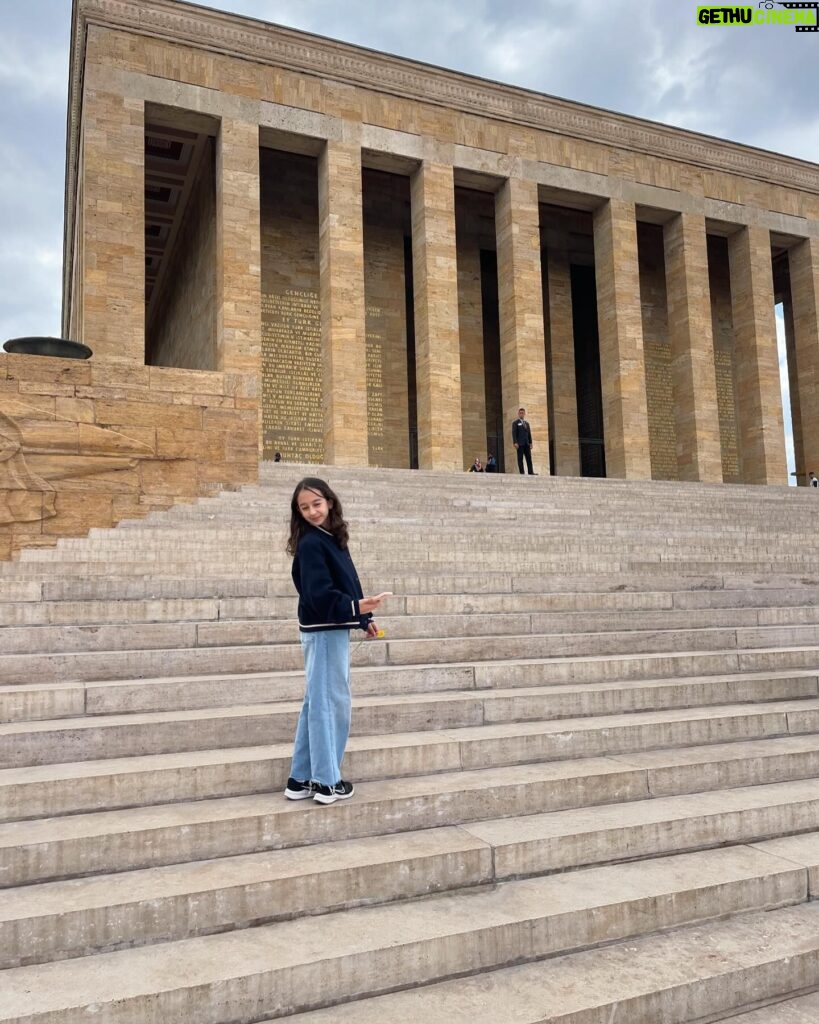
[44,0,819,508]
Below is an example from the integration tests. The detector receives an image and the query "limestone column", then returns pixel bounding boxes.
[592,199,651,479]
[318,140,368,466]
[727,226,787,484]
[789,235,819,482]
[495,178,550,473]
[79,68,144,363]
[546,239,580,476]
[781,290,805,483]
[662,213,723,482]
[411,161,463,470]
[216,119,262,382]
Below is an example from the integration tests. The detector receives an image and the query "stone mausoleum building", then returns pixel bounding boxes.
[63,0,819,481]
[3,0,819,557]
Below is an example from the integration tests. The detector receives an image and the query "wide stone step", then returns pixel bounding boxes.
[282,904,819,1024]
[1,569,814,600]
[4,718,819,885]
[0,845,806,1023]
[5,785,819,968]
[5,729,819,827]
[4,688,819,769]
[4,626,819,685]
[9,589,819,635]
[714,992,819,1023]
[14,604,819,656]
[2,668,816,727]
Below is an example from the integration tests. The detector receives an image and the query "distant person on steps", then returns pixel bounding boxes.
[512,407,534,475]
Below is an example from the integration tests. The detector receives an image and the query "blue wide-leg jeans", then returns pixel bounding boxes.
[289,628,352,787]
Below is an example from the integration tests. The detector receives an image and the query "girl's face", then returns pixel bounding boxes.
[297,487,332,528]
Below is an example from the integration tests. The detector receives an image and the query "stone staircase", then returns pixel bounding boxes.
[2,464,819,1022]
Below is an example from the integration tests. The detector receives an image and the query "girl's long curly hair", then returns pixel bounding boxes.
[286,477,349,556]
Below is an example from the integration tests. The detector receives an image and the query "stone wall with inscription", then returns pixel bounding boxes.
[708,236,741,483]
[259,149,323,462]
[638,223,678,480]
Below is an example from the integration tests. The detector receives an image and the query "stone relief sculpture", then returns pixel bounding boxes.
[0,411,139,526]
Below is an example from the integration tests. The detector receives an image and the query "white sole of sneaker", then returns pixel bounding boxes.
[313,789,354,805]
[284,789,314,800]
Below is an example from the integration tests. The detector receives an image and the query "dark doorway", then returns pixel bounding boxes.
[480,249,504,471]
[570,264,606,477]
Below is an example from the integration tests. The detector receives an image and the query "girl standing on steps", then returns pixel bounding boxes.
[284,477,391,805]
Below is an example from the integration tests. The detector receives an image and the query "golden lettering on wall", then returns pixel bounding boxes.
[644,339,678,481]
[715,348,740,480]
[261,289,323,463]
[365,304,386,464]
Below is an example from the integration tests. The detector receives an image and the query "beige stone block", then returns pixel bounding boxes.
[663,213,723,482]
[17,380,76,398]
[139,459,199,496]
[319,139,369,465]
[1,395,56,424]
[593,198,651,479]
[149,366,227,395]
[411,161,463,470]
[156,427,225,460]
[728,226,787,484]
[79,70,145,364]
[4,354,91,387]
[197,460,258,488]
[42,491,115,535]
[15,421,80,455]
[89,364,151,389]
[0,489,48,526]
[788,236,819,482]
[55,398,95,424]
[496,177,550,473]
[78,423,156,456]
[94,399,203,432]
[216,118,262,388]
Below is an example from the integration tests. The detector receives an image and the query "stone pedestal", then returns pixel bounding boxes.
[319,140,368,466]
[411,162,463,470]
[496,178,549,473]
[593,199,651,480]
[728,226,787,485]
[663,213,723,482]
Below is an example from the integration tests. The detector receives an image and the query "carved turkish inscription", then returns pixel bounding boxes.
[261,289,324,462]
[366,304,386,465]
[644,339,678,481]
[715,348,740,481]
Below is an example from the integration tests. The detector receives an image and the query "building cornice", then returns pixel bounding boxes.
[64,0,819,331]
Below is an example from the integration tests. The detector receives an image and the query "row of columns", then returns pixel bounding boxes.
[78,89,819,482]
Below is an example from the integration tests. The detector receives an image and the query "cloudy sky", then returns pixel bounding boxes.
[1,0,817,476]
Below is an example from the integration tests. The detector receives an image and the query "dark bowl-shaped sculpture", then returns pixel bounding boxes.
[3,337,93,359]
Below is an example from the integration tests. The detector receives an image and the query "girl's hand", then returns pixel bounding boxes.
[360,592,392,613]
[365,620,380,638]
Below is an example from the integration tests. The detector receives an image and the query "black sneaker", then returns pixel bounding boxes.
[313,780,355,805]
[284,777,315,800]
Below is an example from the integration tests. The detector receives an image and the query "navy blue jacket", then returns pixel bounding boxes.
[292,524,372,632]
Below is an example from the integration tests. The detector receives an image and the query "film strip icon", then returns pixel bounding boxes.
[778,1,819,30]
